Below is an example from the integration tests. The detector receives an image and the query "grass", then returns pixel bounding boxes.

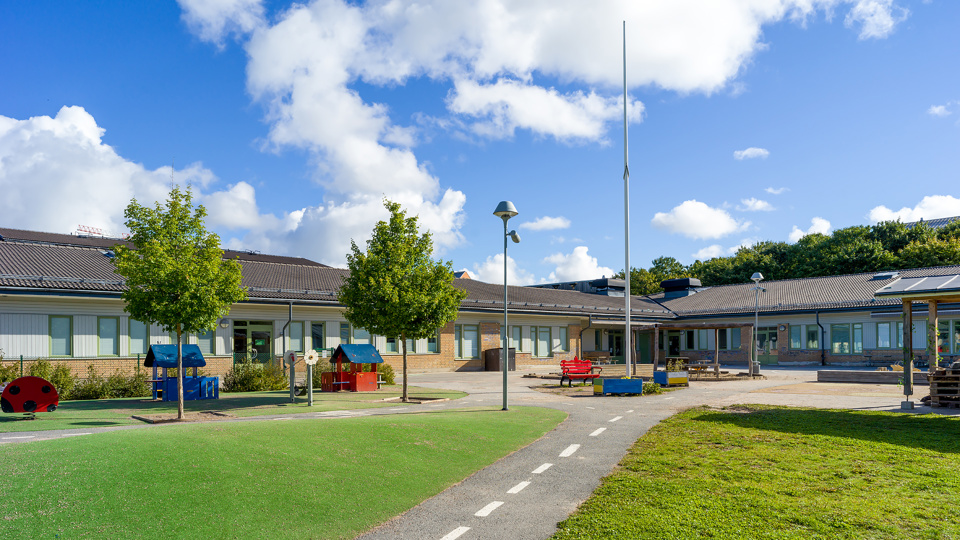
[0,386,466,433]
[2,406,565,539]
[554,405,960,540]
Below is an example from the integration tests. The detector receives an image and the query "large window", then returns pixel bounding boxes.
[50,316,72,357]
[385,336,399,354]
[353,327,370,345]
[289,322,304,352]
[938,321,950,354]
[98,317,119,356]
[198,329,215,355]
[697,329,708,350]
[129,319,149,356]
[311,323,324,351]
[532,326,551,357]
[426,331,439,353]
[731,328,741,349]
[684,330,695,350]
[806,326,820,350]
[509,326,522,352]
[718,329,728,350]
[831,324,862,354]
[877,322,892,349]
[789,325,803,349]
[558,327,569,352]
[454,324,479,359]
[340,322,351,344]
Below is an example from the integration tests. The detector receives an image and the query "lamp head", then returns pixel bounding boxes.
[509,230,521,244]
[751,272,764,284]
[493,200,519,221]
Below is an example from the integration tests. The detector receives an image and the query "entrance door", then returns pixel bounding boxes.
[607,330,624,364]
[232,321,274,363]
[635,333,651,364]
[667,332,681,356]
[756,326,778,365]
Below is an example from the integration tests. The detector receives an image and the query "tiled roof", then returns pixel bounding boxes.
[904,216,959,230]
[650,266,960,317]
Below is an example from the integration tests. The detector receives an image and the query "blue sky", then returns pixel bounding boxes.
[1,0,958,284]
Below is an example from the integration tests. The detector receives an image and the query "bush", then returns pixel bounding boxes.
[0,353,18,383]
[643,382,663,395]
[223,359,288,392]
[27,358,53,380]
[106,370,150,398]
[49,363,77,396]
[69,365,109,400]
[375,363,395,385]
[63,365,149,400]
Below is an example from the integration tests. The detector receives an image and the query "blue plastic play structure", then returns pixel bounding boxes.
[144,344,219,401]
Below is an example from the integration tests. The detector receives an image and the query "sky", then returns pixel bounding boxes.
[1,0,958,285]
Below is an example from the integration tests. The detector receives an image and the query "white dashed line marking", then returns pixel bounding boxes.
[390,408,405,411]
[273,417,293,421]
[559,444,580,457]
[532,463,553,474]
[440,526,471,540]
[609,416,623,423]
[626,409,634,413]
[663,397,674,400]
[475,501,503,517]
[586,406,595,410]
[589,428,606,437]
[1,436,35,440]
[507,481,530,494]
[61,432,93,437]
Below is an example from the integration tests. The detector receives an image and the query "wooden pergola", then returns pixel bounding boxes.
[875,274,960,406]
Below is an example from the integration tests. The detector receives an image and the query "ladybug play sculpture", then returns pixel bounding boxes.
[1,376,60,418]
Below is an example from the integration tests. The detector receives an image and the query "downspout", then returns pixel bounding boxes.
[282,301,294,402]
[579,315,593,360]
[281,301,293,352]
[816,310,825,366]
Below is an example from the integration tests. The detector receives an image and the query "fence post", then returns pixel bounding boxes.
[20,355,23,377]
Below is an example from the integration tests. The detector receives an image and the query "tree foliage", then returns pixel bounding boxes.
[624,220,960,292]
[112,185,246,418]
[338,200,467,402]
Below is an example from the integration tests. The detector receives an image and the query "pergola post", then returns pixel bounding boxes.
[928,299,939,371]
[714,328,720,378]
[903,300,914,406]
[652,326,659,371]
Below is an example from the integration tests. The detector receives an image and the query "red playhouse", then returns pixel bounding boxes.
[1,376,60,419]
[321,344,384,392]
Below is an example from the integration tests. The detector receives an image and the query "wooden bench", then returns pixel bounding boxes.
[560,358,602,387]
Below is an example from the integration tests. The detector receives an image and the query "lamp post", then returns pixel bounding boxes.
[750,272,765,377]
[494,201,520,411]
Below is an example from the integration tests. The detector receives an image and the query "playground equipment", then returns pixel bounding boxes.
[321,344,383,392]
[144,344,219,401]
[1,376,59,419]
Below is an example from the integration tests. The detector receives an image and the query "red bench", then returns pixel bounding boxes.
[560,357,602,387]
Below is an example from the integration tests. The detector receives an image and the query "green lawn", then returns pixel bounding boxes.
[2,406,565,539]
[0,386,466,433]
[554,406,960,540]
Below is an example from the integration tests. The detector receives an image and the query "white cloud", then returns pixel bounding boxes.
[448,79,643,142]
[765,186,789,195]
[542,246,615,283]
[845,0,909,40]
[177,0,265,46]
[733,147,770,160]
[519,216,571,231]
[789,217,832,242]
[0,106,208,235]
[868,195,960,224]
[472,253,536,285]
[693,245,726,260]
[652,200,750,240]
[927,105,950,117]
[737,197,775,211]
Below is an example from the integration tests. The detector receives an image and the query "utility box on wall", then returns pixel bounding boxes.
[484,348,516,371]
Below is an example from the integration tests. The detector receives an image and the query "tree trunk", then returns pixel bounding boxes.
[176,324,185,420]
[401,333,408,403]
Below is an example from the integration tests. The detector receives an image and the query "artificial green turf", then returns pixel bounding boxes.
[2,406,565,539]
[554,405,960,540]
[0,386,465,433]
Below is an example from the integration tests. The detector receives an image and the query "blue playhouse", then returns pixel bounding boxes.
[144,344,219,401]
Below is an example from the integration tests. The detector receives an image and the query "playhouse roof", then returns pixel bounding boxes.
[332,344,383,364]
[144,344,207,368]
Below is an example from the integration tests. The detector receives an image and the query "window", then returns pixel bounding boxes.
[731,328,741,349]
[697,329,708,350]
[427,331,439,353]
[558,327,569,352]
[684,330,695,350]
[853,323,863,354]
[896,322,904,349]
[198,329,214,355]
[954,321,960,355]
[311,323,324,351]
[595,330,603,351]
[340,322,351,344]
[877,322,891,349]
[806,326,820,350]
[98,317,119,356]
[50,316,72,356]
[353,327,370,345]
[287,322,304,352]
[718,329,728,350]
[831,324,851,354]
[938,321,950,354]
[129,319,149,355]
[789,325,803,349]
[509,326,522,351]
[532,326,551,357]
[385,337,399,354]
[454,324,479,359]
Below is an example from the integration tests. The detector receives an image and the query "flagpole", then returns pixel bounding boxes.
[623,20,632,378]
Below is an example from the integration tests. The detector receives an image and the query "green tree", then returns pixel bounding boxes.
[897,238,960,268]
[338,200,467,402]
[112,186,246,419]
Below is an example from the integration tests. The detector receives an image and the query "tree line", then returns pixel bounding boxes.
[617,220,960,295]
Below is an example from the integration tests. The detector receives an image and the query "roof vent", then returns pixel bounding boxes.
[872,271,899,280]
[660,277,702,298]
[100,250,115,258]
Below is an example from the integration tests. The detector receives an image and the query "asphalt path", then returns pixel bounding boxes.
[3,367,956,539]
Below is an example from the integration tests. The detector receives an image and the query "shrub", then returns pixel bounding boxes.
[223,359,288,392]
[0,352,18,383]
[27,358,53,380]
[643,382,663,395]
[49,363,77,396]
[69,365,109,400]
[375,363,395,385]
[106,370,150,398]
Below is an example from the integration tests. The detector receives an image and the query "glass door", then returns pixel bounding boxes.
[757,326,778,365]
[232,320,274,363]
[607,330,624,364]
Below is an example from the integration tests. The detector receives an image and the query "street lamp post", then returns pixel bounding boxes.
[750,272,765,378]
[494,201,520,411]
